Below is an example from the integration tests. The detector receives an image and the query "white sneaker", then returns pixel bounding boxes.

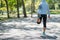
[42,32,46,36]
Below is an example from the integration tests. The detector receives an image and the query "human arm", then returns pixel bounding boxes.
[47,5,50,18]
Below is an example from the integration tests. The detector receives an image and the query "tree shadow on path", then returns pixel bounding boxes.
[41,35,57,40]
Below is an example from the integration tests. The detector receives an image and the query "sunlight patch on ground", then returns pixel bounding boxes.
[47,22,60,27]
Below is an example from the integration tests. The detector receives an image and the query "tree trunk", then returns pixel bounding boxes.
[31,0,35,17]
[5,0,10,18]
[31,0,35,12]
[17,0,20,18]
[1,0,3,15]
[22,0,27,17]
[31,3,33,17]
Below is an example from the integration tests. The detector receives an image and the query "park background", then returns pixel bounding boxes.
[0,0,60,40]
[0,0,60,20]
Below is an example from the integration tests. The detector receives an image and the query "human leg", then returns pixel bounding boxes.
[43,14,47,35]
[37,14,42,24]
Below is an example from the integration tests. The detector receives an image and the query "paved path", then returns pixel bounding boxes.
[0,14,60,40]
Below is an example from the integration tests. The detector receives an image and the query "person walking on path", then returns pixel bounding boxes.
[37,0,50,36]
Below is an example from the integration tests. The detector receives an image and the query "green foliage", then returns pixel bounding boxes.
[8,0,16,7]
[0,0,60,14]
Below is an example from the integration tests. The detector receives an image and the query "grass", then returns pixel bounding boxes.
[0,11,60,21]
[0,17,8,21]
[50,10,60,14]
[51,11,60,14]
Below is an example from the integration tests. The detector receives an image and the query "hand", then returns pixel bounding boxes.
[48,16,50,18]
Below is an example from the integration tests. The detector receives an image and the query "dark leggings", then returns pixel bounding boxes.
[38,14,47,28]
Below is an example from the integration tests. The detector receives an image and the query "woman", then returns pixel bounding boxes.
[37,0,50,36]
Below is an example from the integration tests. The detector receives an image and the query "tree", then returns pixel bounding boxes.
[22,0,27,17]
[17,0,20,18]
[0,0,3,15]
[8,0,16,13]
[5,0,10,18]
[46,0,59,10]
[31,0,35,12]
[31,0,35,17]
